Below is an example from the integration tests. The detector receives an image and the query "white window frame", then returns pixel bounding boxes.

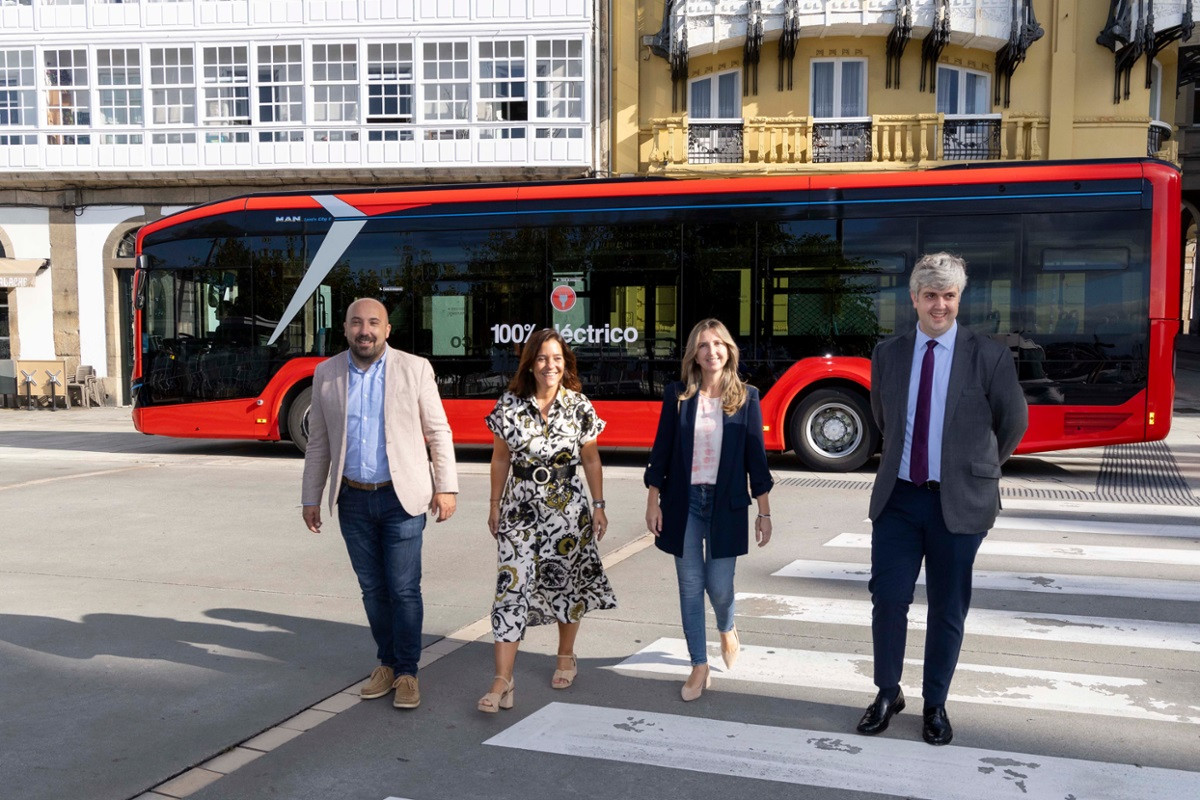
[688,69,741,122]
[477,39,526,123]
[366,42,414,125]
[0,48,36,132]
[44,47,91,133]
[422,40,470,124]
[201,45,250,138]
[533,37,584,121]
[311,42,358,126]
[256,43,303,128]
[96,47,143,129]
[936,65,992,116]
[810,57,867,120]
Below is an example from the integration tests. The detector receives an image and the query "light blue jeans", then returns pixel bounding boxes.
[674,483,737,666]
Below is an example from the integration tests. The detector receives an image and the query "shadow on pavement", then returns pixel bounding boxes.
[0,607,382,670]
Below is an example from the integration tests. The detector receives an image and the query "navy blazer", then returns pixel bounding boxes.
[644,382,774,559]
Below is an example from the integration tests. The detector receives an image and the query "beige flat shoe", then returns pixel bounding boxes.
[477,675,514,713]
[681,664,711,702]
[552,653,578,689]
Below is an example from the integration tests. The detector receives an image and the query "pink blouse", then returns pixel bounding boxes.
[691,393,723,484]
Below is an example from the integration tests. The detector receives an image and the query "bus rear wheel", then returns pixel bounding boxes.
[287,387,312,455]
[790,388,877,472]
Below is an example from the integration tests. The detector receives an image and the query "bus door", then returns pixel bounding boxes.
[548,223,679,400]
[683,219,760,386]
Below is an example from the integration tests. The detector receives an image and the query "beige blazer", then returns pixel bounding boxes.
[301,346,459,515]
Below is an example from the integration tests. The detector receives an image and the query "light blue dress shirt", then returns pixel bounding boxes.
[344,351,391,484]
[899,322,957,484]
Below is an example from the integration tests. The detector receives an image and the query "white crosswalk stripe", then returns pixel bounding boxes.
[733,591,1200,651]
[486,702,1200,800]
[771,558,1200,602]
[991,516,1200,539]
[824,532,1200,566]
[611,637,1200,724]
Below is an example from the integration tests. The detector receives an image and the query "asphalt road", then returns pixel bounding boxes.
[1,400,1198,800]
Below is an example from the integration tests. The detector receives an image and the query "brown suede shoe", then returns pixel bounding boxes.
[392,674,420,709]
[361,666,395,699]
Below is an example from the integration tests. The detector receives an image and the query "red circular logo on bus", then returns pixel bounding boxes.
[551,284,577,312]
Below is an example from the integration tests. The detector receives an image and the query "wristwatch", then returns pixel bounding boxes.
[592,500,606,509]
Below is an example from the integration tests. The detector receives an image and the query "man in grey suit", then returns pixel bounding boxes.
[302,298,458,710]
[856,253,1027,745]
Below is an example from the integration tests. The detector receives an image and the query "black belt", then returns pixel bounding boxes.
[902,479,941,492]
[342,476,394,491]
[512,463,576,485]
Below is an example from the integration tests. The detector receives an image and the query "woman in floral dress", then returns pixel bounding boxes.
[477,328,616,713]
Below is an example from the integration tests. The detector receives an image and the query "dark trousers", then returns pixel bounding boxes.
[869,480,984,706]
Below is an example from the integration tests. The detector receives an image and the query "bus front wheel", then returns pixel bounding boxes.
[287,387,312,454]
[790,388,878,472]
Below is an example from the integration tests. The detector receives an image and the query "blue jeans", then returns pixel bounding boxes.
[337,486,425,676]
[674,484,737,666]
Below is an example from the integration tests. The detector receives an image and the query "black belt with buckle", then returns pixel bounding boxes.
[342,476,394,491]
[904,479,940,491]
[512,462,576,485]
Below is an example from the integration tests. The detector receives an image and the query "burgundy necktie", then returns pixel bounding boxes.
[909,339,937,485]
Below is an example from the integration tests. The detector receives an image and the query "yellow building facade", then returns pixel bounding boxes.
[613,0,1189,176]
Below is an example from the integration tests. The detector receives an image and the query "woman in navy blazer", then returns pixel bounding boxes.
[644,319,774,701]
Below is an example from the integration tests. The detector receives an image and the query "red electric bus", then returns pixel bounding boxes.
[132,158,1181,471]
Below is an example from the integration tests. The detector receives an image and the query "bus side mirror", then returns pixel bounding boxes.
[134,254,149,311]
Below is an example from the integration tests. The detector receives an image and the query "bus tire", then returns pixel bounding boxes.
[790,388,878,472]
[287,387,312,455]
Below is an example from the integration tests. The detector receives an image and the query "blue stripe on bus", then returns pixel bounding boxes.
[320,190,1144,222]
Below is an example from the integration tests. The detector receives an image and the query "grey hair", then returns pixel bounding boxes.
[909,252,967,296]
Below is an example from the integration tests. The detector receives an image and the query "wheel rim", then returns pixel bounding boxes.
[804,401,863,459]
[299,407,310,443]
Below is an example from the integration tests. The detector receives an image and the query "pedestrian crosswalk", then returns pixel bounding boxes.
[486,702,1200,800]
[611,637,1200,724]
[825,532,1200,566]
[483,507,1200,798]
[772,559,1200,601]
[732,592,1200,651]
[990,515,1200,540]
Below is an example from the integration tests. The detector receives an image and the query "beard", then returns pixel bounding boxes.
[351,336,385,361]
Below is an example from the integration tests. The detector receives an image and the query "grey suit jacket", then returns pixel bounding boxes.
[301,346,459,515]
[868,325,1028,534]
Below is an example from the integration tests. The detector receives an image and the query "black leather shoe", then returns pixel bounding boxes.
[856,689,905,735]
[922,705,953,745]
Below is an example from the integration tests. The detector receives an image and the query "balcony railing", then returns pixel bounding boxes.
[647,113,1050,169]
[1148,121,1173,158]
[812,118,871,163]
[687,121,743,164]
[942,114,1002,161]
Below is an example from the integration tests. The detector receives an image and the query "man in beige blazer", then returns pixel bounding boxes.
[302,297,458,710]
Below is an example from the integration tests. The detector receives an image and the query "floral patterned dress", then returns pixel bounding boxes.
[484,389,617,642]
